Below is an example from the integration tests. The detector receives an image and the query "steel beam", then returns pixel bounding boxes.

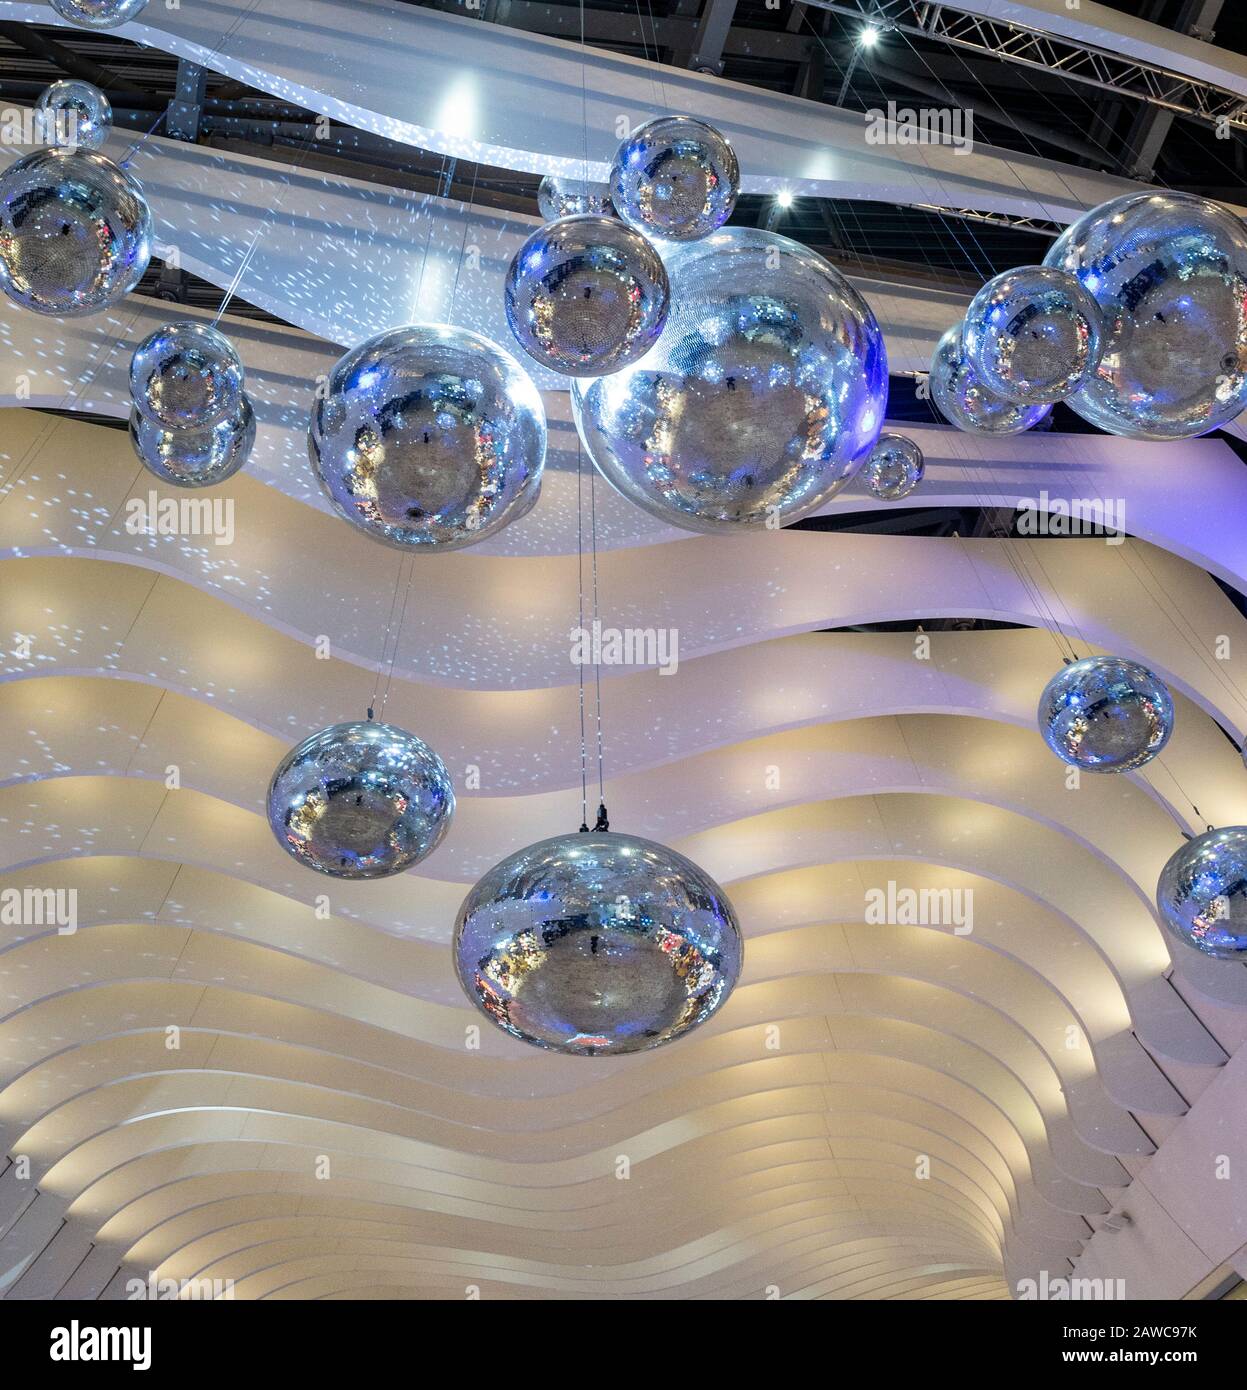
[0,20,146,94]
[688,0,738,75]
[166,57,207,142]
[1122,0,1226,179]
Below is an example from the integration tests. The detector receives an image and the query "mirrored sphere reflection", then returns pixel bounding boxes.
[36,79,112,151]
[963,265,1103,405]
[1038,655,1174,773]
[929,324,1051,435]
[1045,191,1247,439]
[0,148,152,316]
[130,321,244,429]
[454,831,742,1055]
[505,215,670,377]
[129,395,255,488]
[860,432,924,500]
[611,116,739,242]
[49,0,147,26]
[267,719,455,879]
[310,324,546,551]
[572,227,888,532]
[537,175,614,220]
[1157,827,1247,960]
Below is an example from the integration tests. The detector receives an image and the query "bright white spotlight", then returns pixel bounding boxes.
[859,26,880,47]
[776,190,794,209]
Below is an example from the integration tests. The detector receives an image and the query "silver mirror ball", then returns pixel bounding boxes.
[310,324,546,551]
[455,830,742,1055]
[268,719,455,879]
[0,148,152,316]
[505,214,670,377]
[572,227,888,532]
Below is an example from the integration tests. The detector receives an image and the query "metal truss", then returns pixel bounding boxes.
[801,0,1247,131]
[912,202,1061,237]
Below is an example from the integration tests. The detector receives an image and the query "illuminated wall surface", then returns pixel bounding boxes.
[0,0,1245,1305]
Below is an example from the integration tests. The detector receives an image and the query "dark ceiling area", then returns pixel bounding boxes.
[2,0,1243,294]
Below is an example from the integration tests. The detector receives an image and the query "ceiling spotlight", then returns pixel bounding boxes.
[776,190,794,209]
[859,25,880,47]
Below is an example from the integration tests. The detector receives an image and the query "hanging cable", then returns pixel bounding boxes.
[577,442,590,831]
[590,448,607,830]
[376,149,480,721]
[578,0,592,184]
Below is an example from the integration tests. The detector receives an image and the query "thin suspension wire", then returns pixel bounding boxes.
[578,0,592,184]
[1116,543,1247,722]
[212,222,267,325]
[1024,532,1094,652]
[832,41,1079,653]
[1035,429,1247,721]
[369,553,409,718]
[632,0,665,115]
[208,104,339,325]
[641,0,670,111]
[590,458,605,805]
[379,555,417,720]
[572,0,593,830]
[124,686,169,775]
[115,0,268,164]
[795,18,1235,831]
[577,442,589,830]
[791,19,1084,662]
[915,27,1247,830]
[378,149,476,719]
[849,31,1102,660]
[368,142,446,716]
[448,157,483,313]
[961,478,1079,663]
[118,108,167,169]
[888,22,1081,223]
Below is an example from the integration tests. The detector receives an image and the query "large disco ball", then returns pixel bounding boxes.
[537,175,613,220]
[48,0,147,27]
[1044,191,1247,439]
[1038,655,1174,773]
[454,830,742,1055]
[860,433,924,501]
[35,79,112,151]
[962,265,1103,405]
[929,324,1051,435]
[0,148,151,316]
[310,324,546,551]
[129,395,255,488]
[610,116,739,243]
[1157,827,1247,960]
[130,321,245,429]
[572,227,887,532]
[505,214,669,377]
[268,719,455,879]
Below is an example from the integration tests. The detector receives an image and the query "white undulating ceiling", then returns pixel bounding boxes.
[2,0,1247,1302]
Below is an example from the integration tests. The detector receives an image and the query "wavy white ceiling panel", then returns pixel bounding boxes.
[0,847,1160,1120]
[7,336,1247,576]
[1,11,1245,1294]
[6,514,1247,746]
[0,985,1141,1191]
[0,672,1229,1057]
[2,642,1243,833]
[0,687,1201,910]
